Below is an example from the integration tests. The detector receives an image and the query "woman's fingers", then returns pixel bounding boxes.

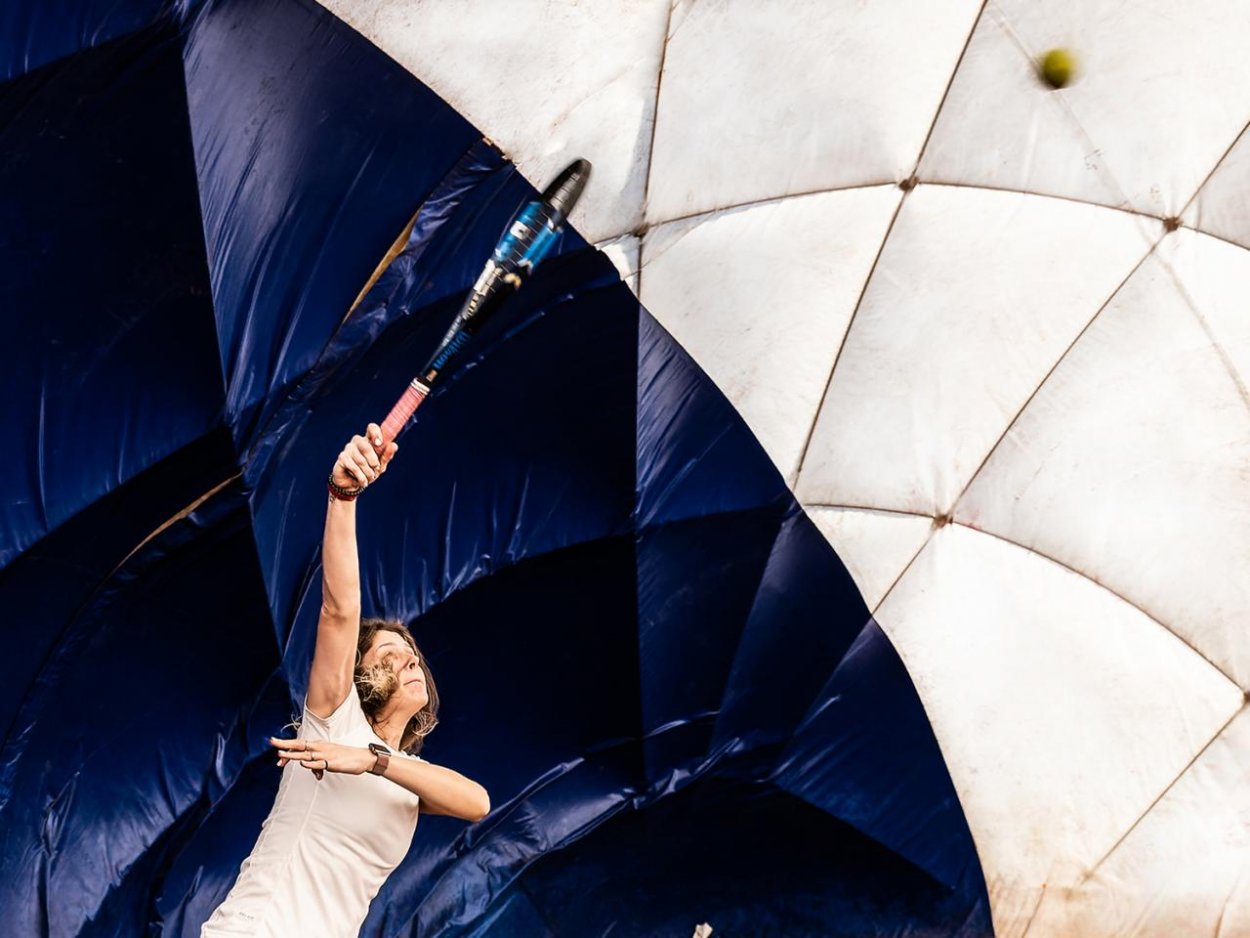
[353,435,381,470]
[331,430,396,489]
[340,441,376,484]
[350,452,376,483]
[271,737,326,779]
[349,437,380,483]
[338,449,367,485]
[276,755,326,780]
[271,737,316,756]
[380,441,398,469]
[335,430,393,480]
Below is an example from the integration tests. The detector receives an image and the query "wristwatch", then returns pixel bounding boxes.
[368,742,391,776]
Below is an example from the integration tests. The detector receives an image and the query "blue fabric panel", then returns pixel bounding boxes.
[636,312,789,528]
[460,889,556,938]
[247,239,630,642]
[0,427,236,760]
[326,539,644,937]
[0,487,280,937]
[387,722,646,937]
[0,20,225,569]
[181,0,483,448]
[775,619,989,905]
[635,506,786,778]
[498,776,987,938]
[0,0,195,82]
[239,142,521,491]
[378,538,642,819]
[712,507,872,760]
[151,676,294,938]
[0,0,996,933]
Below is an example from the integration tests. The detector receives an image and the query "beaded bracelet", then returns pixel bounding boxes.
[328,472,366,502]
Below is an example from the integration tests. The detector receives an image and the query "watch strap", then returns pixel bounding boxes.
[368,742,391,776]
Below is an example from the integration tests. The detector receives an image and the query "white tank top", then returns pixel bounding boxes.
[201,686,425,937]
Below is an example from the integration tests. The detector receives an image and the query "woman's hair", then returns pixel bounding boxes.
[355,617,440,755]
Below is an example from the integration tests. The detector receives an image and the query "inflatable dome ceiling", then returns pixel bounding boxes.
[2,1,1248,936]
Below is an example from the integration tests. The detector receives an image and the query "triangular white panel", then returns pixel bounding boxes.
[645,0,981,224]
[317,0,669,243]
[795,184,1153,515]
[925,0,1250,220]
[1160,228,1250,396]
[639,186,900,483]
[992,0,1250,218]
[1184,126,1250,249]
[959,247,1250,688]
[596,234,641,294]
[1025,707,1250,938]
[807,507,935,612]
[919,4,1131,216]
[876,524,1243,938]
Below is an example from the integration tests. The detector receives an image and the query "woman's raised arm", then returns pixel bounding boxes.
[306,423,398,718]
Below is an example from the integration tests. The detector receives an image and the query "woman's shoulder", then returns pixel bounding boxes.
[300,683,370,740]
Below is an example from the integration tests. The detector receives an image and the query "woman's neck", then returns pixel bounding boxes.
[370,708,409,750]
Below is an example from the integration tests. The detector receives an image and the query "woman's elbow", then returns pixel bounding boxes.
[471,787,491,823]
[319,599,359,621]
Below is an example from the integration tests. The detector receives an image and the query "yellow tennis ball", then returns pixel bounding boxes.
[1039,48,1077,89]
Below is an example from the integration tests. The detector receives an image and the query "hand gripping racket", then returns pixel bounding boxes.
[376,158,591,446]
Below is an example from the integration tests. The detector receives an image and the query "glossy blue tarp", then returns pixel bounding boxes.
[0,0,993,934]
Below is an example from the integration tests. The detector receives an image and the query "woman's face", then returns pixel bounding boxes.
[362,630,429,712]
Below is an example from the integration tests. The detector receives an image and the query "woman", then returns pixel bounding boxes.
[202,423,491,937]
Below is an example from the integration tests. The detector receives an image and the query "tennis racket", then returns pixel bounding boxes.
[376,158,591,446]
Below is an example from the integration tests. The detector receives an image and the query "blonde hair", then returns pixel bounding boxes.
[355,617,440,754]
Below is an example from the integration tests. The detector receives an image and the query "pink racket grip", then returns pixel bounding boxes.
[378,380,429,447]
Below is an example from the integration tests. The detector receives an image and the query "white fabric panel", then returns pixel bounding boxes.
[1161,228,1250,396]
[595,234,641,294]
[993,0,1250,218]
[645,0,981,224]
[639,187,900,483]
[806,507,934,612]
[876,524,1243,938]
[924,0,1250,219]
[317,0,668,243]
[919,4,1131,216]
[1184,127,1250,249]
[1026,708,1250,938]
[313,4,1250,932]
[795,184,1153,514]
[959,248,1250,688]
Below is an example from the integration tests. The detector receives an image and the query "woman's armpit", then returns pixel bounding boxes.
[300,684,366,738]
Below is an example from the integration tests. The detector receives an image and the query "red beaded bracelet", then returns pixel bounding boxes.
[328,472,366,501]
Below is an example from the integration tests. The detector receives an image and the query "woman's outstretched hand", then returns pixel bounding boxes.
[270,736,376,780]
[332,422,399,491]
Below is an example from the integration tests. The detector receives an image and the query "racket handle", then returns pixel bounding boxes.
[379,380,429,446]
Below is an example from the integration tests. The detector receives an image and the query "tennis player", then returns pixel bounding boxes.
[202,423,491,937]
